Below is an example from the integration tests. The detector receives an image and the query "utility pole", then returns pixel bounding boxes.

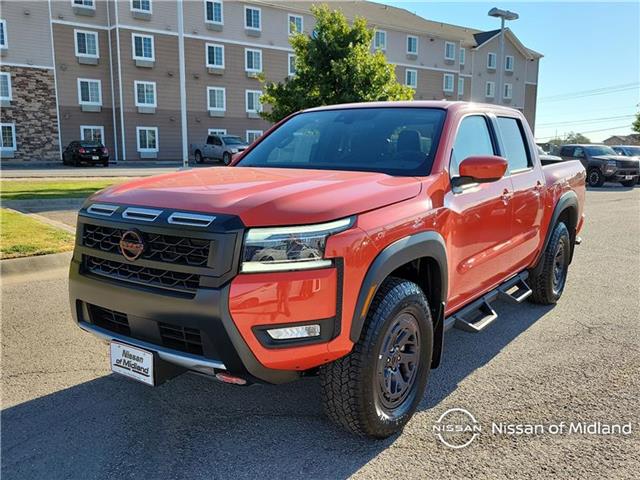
[177,0,189,169]
[488,8,519,106]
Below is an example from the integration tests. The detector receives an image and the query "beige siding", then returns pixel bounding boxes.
[115,0,178,32]
[50,0,110,27]
[1,1,54,67]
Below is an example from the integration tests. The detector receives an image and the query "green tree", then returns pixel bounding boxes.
[564,131,591,144]
[259,5,414,122]
[632,111,640,134]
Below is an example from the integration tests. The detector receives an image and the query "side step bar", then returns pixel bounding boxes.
[444,272,532,333]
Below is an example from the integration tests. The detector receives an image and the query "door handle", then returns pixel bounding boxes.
[501,188,512,203]
[534,181,543,191]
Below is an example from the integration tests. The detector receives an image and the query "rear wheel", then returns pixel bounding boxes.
[195,151,203,164]
[529,221,571,305]
[73,156,80,167]
[319,277,433,438]
[222,152,232,165]
[587,168,605,187]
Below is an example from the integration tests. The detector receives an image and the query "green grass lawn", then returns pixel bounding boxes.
[0,208,75,259]
[0,179,126,200]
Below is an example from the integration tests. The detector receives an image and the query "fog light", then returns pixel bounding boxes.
[267,325,320,340]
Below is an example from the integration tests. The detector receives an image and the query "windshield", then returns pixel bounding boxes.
[80,140,102,147]
[586,145,617,156]
[236,107,446,176]
[223,136,244,145]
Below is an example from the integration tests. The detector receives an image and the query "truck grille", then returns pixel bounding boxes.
[82,224,211,267]
[87,305,204,356]
[84,255,200,293]
[158,323,204,355]
[618,159,639,169]
[88,304,130,335]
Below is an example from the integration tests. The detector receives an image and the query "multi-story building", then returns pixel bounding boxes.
[0,0,541,162]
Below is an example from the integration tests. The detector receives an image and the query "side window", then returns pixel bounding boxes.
[574,147,585,158]
[213,136,222,146]
[206,135,215,145]
[559,146,572,157]
[450,115,495,177]
[496,117,531,172]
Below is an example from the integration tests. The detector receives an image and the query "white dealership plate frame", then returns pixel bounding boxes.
[624,175,633,180]
[92,156,99,160]
[110,342,155,386]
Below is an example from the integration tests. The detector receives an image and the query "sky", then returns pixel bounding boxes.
[369,1,640,142]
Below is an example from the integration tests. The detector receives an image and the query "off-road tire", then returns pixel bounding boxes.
[587,168,605,187]
[528,221,571,305]
[195,151,203,164]
[222,152,232,165]
[319,277,433,438]
[620,179,636,187]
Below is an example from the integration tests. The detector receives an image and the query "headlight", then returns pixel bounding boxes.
[606,160,617,167]
[241,217,355,272]
[231,148,239,153]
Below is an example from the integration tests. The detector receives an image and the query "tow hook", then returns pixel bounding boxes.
[575,236,583,246]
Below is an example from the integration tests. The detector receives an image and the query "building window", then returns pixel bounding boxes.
[486,81,495,98]
[131,0,151,13]
[459,47,465,65]
[245,90,262,113]
[0,123,16,150]
[206,43,224,68]
[245,6,261,30]
[246,130,263,143]
[458,77,464,96]
[505,55,514,72]
[245,48,262,73]
[444,42,456,61]
[405,69,417,89]
[503,83,513,100]
[77,78,102,105]
[487,52,497,69]
[132,33,154,61]
[207,86,226,111]
[80,125,104,143]
[406,35,418,54]
[0,19,7,49]
[288,54,296,76]
[205,0,223,24]
[209,128,227,136]
[134,81,156,107]
[73,0,95,8]
[0,72,11,101]
[75,30,99,58]
[288,14,303,35]
[373,30,386,50]
[443,73,454,93]
[137,127,158,152]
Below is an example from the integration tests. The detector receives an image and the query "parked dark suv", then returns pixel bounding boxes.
[62,140,109,167]
[559,144,639,187]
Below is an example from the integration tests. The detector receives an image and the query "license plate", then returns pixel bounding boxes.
[110,342,154,386]
[92,155,99,160]
[624,175,633,180]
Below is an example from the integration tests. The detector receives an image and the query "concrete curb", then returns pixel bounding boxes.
[1,251,73,279]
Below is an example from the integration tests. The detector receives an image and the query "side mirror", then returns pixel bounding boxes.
[453,155,508,187]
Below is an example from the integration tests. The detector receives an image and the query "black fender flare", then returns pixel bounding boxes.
[534,190,579,271]
[349,231,448,368]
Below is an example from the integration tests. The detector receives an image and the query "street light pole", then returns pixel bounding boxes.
[488,8,518,106]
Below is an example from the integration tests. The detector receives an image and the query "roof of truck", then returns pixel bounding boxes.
[304,100,523,115]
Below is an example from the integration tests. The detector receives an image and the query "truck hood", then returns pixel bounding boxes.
[90,167,423,226]
[592,155,639,163]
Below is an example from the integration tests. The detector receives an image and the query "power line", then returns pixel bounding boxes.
[537,114,635,127]
[539,82,639,102]
[535,124,633,141]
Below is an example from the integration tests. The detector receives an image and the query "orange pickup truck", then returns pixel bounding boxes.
[69,101,585,437]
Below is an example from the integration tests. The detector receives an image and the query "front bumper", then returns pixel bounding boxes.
[70,256,302,384]
[78,154,109,164]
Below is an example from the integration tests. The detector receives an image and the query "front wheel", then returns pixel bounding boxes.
[319,277,433,438]
[587,168,605,187]
[528,222,571,305]
[620,179,637,187]
[222,152,232,165]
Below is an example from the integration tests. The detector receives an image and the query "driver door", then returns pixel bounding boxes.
[444,115,515,314]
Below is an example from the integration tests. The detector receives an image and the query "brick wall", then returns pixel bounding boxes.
[0,66,60,162]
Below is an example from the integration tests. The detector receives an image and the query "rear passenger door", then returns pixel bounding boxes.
[494,115,544,272]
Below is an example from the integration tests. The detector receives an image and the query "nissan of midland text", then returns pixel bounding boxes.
[70,101,586,437]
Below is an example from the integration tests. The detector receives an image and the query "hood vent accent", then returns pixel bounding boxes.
[122,207,163,222]
[87,204,119,216]
[167,212,216,227]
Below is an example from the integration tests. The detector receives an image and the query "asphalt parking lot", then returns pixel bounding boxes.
[2,186,639,479]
